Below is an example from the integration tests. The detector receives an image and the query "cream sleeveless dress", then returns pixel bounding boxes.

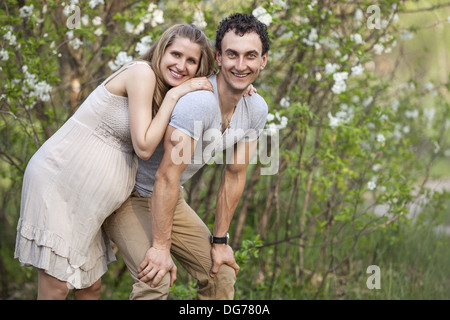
[15,62,150,289]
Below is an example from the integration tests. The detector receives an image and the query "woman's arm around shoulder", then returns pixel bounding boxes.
[124,63,161,160]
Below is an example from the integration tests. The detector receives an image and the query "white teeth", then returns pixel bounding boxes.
[170,70,182,78]
[234,73,247,78]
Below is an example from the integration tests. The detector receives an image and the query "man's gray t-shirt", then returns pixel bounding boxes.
[134,73,268,197]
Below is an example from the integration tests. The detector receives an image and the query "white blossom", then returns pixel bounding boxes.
[32,81,52,101]
[66,30,74,40]
[19,5,34,18]
[424,82,434,91]
[424,108,435,128]
[81,15,89,26]
[368,181,376,190]
[63,4,77,16]
[376,133,385,143]
[125,22,135,34]
[328,112,341,128]
[373,44,384,55]
[280,96,290,108]
[331,81,346,94]
[23,70,52,102]
[89,0,104,9]
[0,49,9,61]
[434,142,440,154]
[391,99,399,112]
[134,22,145,35]
[92,16,102,26]
[351,64,364,76]
[135,35,153,56]
[4,30,17,45]
[350,33,364,45]
[192,11,207,29]
[354,9,364,20]
[69,38,83,50]
[325,63,339,75]
[299,16,310,24]
[307,0,317,11]
[94,28,103,37]
[372,164,382,171]
[265,112,288,132]
[271,0,288,9]
[362,96,373,107]
[109,51,133,71]
[400,30,414,40]
[253,6,272,26]
[405,109,418,118]
[333,72,348,82]
[302,28,318,46]
[266,123,278,136]
[392,124,402,139]
[391,13,399,23]
[319,37,339,49]
[331,72,348,95]
[328,105,354,129]
[279,116,288,129]
[151,9,164,27]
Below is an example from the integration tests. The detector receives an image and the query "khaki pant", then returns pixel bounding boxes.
[103,189,236,300]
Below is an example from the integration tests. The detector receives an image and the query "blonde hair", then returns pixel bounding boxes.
[139,24,215,116]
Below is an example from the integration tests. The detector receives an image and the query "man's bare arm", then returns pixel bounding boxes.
[137,125,195,287]
[210,139,258,277]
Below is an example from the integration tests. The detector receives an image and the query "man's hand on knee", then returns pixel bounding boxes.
[210,244,240,278]
[137,247,177,287]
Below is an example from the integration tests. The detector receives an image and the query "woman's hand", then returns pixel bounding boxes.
[243,84,257,97]
[169,77,214,100]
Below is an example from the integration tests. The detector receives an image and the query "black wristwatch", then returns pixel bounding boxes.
[210,233,229,245]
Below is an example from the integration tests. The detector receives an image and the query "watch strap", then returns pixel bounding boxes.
[210,233,229,244]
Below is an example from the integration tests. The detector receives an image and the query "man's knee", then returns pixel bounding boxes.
[129,273,171,300]
[215,264,236,286]
[198,264,236,300]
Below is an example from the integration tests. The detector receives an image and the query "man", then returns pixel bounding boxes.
[103,13,270,300]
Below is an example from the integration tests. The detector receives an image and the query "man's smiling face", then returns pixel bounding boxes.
[215,30,268,93]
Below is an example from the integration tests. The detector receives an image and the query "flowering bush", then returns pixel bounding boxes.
[1,0,449,299]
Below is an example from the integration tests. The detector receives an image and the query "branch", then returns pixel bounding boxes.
[400,2,450,13]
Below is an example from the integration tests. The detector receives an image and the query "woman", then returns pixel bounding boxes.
[14,24,216,300]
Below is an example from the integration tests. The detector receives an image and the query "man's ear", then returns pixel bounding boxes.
[260,51,269,70]
[215,49,222,67]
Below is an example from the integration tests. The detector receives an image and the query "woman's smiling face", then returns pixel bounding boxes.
[159,37,202,87]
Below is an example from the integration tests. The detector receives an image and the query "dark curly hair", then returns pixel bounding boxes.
[215,13,270,55]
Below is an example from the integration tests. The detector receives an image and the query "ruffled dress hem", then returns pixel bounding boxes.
[15,218,116,289]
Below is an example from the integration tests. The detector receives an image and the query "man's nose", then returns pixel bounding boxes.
[234,57,246,72]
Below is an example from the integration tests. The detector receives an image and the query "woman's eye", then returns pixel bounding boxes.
[172,52,180,57]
